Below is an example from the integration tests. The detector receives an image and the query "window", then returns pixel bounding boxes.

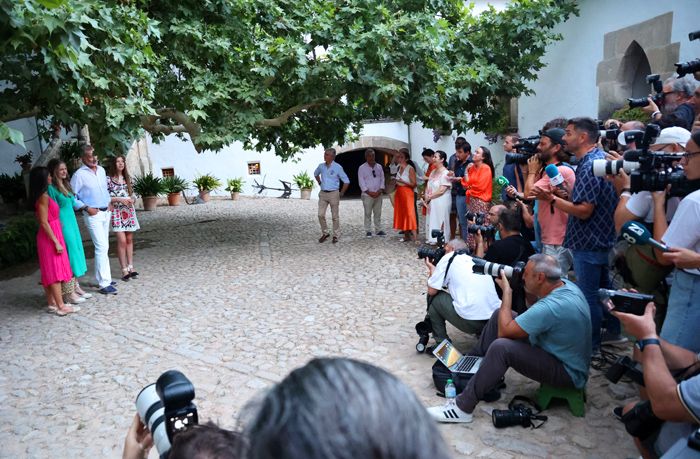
[161,168,175,177]
[247,161,261,175]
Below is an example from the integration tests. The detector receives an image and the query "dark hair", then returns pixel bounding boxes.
[107,155,133,195]
[28,166,50,207]
[542,118,567,131]
[421,148,435,158]
[498,208,522,232]
[456,140,472,153]
[435,150,448,167]
[567,117,600,143]
[168,422,244,459]
[504,133,520,142]
[243,358,452,459]
[478,146,495,177]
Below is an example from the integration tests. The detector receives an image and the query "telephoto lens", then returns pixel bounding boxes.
[136,384,172,457]
[492,406,533,428]
[471,258,514,278]
[415,319,432,353]
[591,159,640,177]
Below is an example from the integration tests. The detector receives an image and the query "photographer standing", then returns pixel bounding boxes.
[427,254,591,424]
[423,239,501,350]
[643,75,698,130]
[612,303,700,459]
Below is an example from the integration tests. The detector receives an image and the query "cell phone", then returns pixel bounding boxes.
[609,291,654,316]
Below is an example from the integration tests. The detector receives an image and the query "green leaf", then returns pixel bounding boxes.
[36,0,66,9]
[0,123,26,147]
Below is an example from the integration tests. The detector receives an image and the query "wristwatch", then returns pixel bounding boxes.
[636,338,661,351]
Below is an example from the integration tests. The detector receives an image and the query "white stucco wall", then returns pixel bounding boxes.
[517,0,700,136]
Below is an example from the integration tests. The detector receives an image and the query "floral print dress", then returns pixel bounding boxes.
[107,177,140,232]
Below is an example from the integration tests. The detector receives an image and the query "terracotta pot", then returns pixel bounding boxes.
[230,191,240,201]
[199,190,211,202]
[142,196,158,211]
[167,193,181,206]
[300,189,312,200]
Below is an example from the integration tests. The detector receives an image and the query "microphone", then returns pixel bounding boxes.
[496,176,510,187]
[544,164,567,192]
[621,221,669,252]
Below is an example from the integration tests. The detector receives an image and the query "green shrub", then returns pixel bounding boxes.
[161,175,189,194]
[292,171,315,190]
[225,177,245,192]
[193,174,222,192]
[133,172,164,197]
[0,215,38,269]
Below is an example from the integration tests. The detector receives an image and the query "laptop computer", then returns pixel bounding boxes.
[433,339,483,374]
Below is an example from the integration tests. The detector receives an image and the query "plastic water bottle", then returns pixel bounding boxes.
[445,379,456,406]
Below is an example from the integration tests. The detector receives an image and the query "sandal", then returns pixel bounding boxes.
[127,265,139,279]
[121,268,131,282]
[55,306,80,316]
[47,305,59,314]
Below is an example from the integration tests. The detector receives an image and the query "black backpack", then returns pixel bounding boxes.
[431,360,472,396]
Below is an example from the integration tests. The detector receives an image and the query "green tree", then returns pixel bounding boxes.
[1,0,577,159]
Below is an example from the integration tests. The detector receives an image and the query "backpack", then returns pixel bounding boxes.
[431,360,472,396]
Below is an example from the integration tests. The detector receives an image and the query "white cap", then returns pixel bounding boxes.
[652,126,691,147]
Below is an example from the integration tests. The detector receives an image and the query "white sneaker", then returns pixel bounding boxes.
[80,293,93,299]
[427,404,474,423]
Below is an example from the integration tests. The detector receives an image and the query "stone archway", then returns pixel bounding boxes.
[596,12,680,119]
[334,136,409,197]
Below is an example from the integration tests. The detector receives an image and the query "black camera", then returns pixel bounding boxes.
[415,315,433,353]
[492,404,541,428]
[467,224,496,239]
[628,74,663,108]
[417,230,447,265]
[676,58,700,78]
[598,289,653,316]
[136,370,198,458]
[621,400,664,440]
[465,211,486,225]
[472,258,525,287]
[605,355,644,386]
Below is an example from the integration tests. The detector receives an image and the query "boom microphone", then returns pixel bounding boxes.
[621,221,669,252]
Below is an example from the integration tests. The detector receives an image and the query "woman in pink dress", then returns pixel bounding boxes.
[29,167,78,316]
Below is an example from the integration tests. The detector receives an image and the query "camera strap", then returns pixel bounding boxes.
[508,396,548,429]
[441,249,470,289]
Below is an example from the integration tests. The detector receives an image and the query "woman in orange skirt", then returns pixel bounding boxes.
[393,149,418,242]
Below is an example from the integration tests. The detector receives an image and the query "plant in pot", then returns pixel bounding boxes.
[161,175,189,206]
[225,177,245,201]
[293,171,315,200]
[193,174,222,202]
[133,172,164,211]
[14,152,33,173]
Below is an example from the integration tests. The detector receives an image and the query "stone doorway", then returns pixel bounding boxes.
[334,148,394,197]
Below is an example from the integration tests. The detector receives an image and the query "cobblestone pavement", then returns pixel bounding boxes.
[1,197,639,458]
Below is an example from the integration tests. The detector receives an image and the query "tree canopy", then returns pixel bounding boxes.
[1,0,577,159]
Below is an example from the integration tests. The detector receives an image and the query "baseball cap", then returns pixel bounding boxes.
[542,128,565,145]
[652,126,691,147]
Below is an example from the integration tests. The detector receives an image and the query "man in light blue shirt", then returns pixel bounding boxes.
[70,144,116,294]
[314,148,350,243]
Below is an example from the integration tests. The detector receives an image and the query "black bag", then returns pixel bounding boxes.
[431,360,472,396]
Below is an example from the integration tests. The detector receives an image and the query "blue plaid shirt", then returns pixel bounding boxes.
[563,148,618,251]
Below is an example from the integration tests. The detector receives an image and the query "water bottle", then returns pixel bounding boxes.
[445,379,456,406]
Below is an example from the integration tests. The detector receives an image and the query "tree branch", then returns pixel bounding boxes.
[141,108,203,151]
[255,97,338,127]
[1,107,41,123]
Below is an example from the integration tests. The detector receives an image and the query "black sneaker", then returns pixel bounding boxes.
[366,231,372,238]
[376,231,387,236]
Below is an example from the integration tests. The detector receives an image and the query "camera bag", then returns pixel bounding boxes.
[431,360,471,396]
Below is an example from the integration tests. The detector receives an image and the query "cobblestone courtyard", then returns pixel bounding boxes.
[1,197,638,458]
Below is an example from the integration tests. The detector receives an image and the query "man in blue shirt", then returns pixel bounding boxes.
[314,148,350,244]
[428,254,591,423]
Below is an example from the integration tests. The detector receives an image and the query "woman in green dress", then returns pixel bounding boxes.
[47,159,91,304]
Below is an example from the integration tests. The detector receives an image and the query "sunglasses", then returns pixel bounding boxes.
[372,170,376,177]
[682,150,700,161]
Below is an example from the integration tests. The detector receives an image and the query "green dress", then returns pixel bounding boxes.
[47,184,87,277]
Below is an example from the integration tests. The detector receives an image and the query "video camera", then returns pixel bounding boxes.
[417,230,447,265]
[505,135,540,165]
[136,370,198,458]
[628,74,664,108]
[599,289,653,316]
[471,258,526,287]
[675,29,700,77]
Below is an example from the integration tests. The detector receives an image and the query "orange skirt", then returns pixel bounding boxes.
[393,186,417,231]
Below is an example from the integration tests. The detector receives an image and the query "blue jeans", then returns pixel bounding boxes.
[572,249,619,350]
[661,269,700,353]
[455,194,468,241]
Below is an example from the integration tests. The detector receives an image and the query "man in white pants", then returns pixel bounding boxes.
[358,148,386,237]
[71,144,117,295]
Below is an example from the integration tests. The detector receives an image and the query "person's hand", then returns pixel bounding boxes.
[475,229,483,247]
[610,169,631,195]
[531,185,553,202]
[527,155,540,174]
[552,187,569,199]
[662,247,700,269]
[424,257,435,275]
[86,206,98,216]
[494,270,512,295]
[640,97,659,116]
[123,197,133,205]
[122,414,153,459]
[651,189,666,206]
[611,302,657,340]
[54,242,63,254]
[505,185,518,198]
[605,150,622,160]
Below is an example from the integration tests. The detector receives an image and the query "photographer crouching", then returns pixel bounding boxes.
[427,254,592,424]
[419,238,502,353]
[611,303,700,458]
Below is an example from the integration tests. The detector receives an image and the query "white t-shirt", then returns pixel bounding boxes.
[428,253,502,320]
[626,191,680,223]
[663,189,700,276]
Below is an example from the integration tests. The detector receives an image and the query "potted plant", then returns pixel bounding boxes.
[293,171,315,200]
[192,173,222,202]
[15,152,33,173]
[225,177,245,200]
[133,172,164,211]
[161,175,189,206]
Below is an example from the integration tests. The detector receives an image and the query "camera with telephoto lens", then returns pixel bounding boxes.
[505,135,540,164]
[492,404,543,428]
[417,230,447,265]
[676,30,700,77]
[592,130,646,177]
[467,224,496,239]
[415,315,433,353]
[628,74,664,108]
[465,211,487,225]
[135,370,198,458]
[605,355,645,386]
[471,258,526,287]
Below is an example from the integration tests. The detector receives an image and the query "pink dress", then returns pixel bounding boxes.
[36,197,73,287]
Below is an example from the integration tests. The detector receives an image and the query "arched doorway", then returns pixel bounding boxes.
[617,41,652,100]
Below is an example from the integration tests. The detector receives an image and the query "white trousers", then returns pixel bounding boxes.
[83,210,112,288]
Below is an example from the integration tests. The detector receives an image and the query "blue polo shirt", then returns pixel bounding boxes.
[563,148,618,251]
[314,161,349,191]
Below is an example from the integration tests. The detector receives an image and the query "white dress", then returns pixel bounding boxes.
[425,168,452,243]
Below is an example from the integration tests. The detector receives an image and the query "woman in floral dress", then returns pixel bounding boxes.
[107,155,140,281]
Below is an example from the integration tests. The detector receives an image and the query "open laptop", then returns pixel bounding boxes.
[433,339,483,374]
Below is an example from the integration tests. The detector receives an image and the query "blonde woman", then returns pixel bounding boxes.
[107,156,140,281]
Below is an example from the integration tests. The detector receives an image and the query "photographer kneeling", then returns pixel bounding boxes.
[424,239,502,352]
[428,254,592,423]
[612,303,700,459]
